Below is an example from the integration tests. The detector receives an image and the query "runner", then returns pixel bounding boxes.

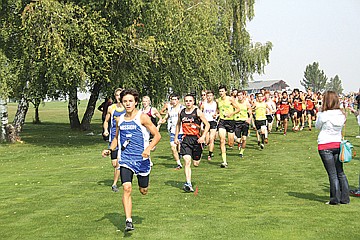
[253,92,271,149]
[101,88,161,232]
[305,88,316,131]
[200,90,218,161]
[278,91,290,136]
[265,91,276,133]
[292,89,303,131]
[217,85,240,168]
[234,91,252,157]
[102,88,125,192]
[174,94,210,192]
[160,94,184,169]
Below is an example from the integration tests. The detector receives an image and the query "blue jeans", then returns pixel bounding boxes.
[319,148,350,204]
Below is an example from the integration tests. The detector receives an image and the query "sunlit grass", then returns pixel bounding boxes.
[1,102,359,239]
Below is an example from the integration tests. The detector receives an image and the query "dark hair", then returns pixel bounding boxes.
[171,93,180,100]
[322,91,340,111]
[120,88,139,104]
[219,85,227,91]
[282,91,287,95]
[206,90,214,95]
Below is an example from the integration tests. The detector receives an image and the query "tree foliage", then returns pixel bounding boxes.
[301,62,327,92]
[326,75,343,94]
[1,0,273,132]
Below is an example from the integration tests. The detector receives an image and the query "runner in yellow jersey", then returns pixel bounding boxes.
[234,91,252,158]
[253,93,272,149]
[216,85,240,168]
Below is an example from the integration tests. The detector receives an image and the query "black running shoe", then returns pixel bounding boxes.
[125,221,134,232]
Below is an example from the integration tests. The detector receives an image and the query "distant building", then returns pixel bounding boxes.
[244,80,289,94]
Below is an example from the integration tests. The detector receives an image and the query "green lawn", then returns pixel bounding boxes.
[1,101,359,239]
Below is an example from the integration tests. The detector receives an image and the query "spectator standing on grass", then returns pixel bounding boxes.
[315,91,350,205]
[102,89,161,232]
[355,88,360,110]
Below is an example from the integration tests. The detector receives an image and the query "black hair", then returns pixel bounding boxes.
[218,85,227,91]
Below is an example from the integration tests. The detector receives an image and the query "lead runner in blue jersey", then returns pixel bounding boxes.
[102,89,161,232]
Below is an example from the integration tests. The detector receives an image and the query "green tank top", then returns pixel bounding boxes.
[234,101,248,121]
[218,96,234,120]
[255,102,267,120]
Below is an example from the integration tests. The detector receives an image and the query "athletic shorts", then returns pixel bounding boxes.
[111,149,119,160]
[170,133,183,144]
[289,108,295,117]
[280,114,289,121]
[120,166,149,188]
[208,120,218,130]
[180,135,203,161]
[255,120,267,130]
[235,121,249,138]
[306,109,315,117]
[266,114,274,124]
[294,109,302,118]
[119,159,151,176]
[217,119,235,133]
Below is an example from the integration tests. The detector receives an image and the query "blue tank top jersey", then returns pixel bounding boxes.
[117,111,151,176]
[110,105,125,143]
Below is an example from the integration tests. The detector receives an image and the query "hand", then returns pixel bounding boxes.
[103,130,109,137]
[197,136,205,144]
[102,149,111,157]
[142,148,150,158]
[174,138,179,145]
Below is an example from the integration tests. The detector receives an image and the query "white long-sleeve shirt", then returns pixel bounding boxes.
[315,109,345,144]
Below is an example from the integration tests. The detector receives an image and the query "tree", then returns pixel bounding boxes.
[301,62,327,92]
[326,75,343,94]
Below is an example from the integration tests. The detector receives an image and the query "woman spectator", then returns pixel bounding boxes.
[315,91,350,205]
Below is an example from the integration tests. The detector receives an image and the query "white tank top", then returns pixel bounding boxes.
[203,101,217,122]
[168,104,184,134]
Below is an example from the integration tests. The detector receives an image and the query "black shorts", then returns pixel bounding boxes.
[208,121,218,130]
[289,108,295,117]
[180,135,203,160]
[294,109,302,118]
[306,109,315,116]
[280,114,289,121]
[111,149,119,160]
[255,120,267,130]
[217,119,235,133]
[235,121,249,138]
[120,167,149,188]
[266,114,274,124]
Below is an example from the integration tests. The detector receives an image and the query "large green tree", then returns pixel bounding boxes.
[301,62,327,92]
[326,75,343,94]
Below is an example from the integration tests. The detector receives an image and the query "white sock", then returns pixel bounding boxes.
[126,218,132,222]
[176,160,181,166]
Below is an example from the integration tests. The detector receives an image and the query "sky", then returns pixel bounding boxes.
[247,0,360,93]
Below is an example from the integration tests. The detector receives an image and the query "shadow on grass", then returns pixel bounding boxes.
[97,179,114,187]
[286,191,328,203]
[20,122,105,147]
[96,212,144,236]
[165,180,184,190]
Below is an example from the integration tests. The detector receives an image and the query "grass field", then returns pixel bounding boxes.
[1,101,360,240]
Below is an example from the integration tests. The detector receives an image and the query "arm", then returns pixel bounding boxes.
[246,102,253,124]
[229,97,241,117]
[197,109,210,144]
[102,108,112,137]
[152,107,163,129]
[174,112,182,145]
[102,118,120,157]
[141,113,162,158]
[159,102,168,115]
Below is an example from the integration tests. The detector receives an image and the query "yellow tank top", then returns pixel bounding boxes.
[234,101,248,121]
[255,102,267,120]
[218,96,234,120]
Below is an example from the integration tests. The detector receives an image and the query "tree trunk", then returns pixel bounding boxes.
[33,99,41,124]
[68,87,81,129]
[0,97,8,142]
[13,96,29,135]
[80,81,102,131]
